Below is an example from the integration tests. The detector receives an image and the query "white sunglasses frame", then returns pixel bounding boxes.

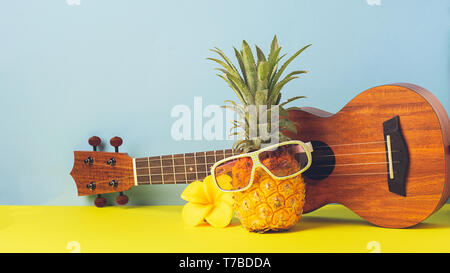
[210,140,314,192]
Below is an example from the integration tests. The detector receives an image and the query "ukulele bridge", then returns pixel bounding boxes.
[383,116,409,196]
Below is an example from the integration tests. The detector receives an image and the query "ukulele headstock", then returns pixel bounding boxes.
[70,136,135,207]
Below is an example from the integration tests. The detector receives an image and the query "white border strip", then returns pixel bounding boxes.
[132,158,138,186]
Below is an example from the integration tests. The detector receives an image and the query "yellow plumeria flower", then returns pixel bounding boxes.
[181,175,234,228]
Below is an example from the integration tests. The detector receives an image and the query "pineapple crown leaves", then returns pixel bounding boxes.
[209,36,310,153]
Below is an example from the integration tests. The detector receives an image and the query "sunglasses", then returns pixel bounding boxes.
[211,140,314,192]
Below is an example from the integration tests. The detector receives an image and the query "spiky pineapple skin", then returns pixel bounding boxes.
[232,155,306,233]
[233,171,305,233]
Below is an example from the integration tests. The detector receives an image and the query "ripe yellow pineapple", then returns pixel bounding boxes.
[232,155,306,232]
[209,36,310,232]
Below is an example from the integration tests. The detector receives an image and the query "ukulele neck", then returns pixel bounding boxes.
[133,149,235,185]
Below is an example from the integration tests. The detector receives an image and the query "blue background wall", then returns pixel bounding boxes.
[0,0,448,205]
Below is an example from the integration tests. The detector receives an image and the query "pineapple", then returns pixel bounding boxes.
[209,36,311,232]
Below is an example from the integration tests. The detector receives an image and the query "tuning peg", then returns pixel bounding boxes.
[88,136,101,151]
[110,136,123,153]
[116,192,129,205]
[94,194,107,207]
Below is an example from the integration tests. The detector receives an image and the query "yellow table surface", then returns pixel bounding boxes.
[1,204,450,253]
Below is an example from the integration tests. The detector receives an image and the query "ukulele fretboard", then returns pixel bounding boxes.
[134,149,235,185]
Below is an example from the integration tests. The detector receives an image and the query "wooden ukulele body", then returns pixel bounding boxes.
[288,83,450,228]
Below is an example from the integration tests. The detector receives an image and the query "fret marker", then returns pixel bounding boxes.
[194,152,199,180]
[183,153,188,183]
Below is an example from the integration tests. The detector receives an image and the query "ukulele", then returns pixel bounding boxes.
[70,82,450,228]
[285,83,450,228]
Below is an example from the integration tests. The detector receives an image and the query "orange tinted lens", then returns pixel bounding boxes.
[258,144,309,177]
[214,157,253,191]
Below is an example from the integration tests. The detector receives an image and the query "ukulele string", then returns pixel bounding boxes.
[87,169,395,186]
[82,140,396,182]
[86,175,135,185]
[137,140,388,163]
[307,171,395,177]
[138,158,397,169]
[142,148,395,167]
[137,150,391,163]
[84,175,200,186]
[312,150,397,158]
[310,161,399,168]
[84,164,396,185]
[312,140,387,149]
[83,150,397,173]
[81,161,217,169]
[87,162,396,182]
[138,152,235,163]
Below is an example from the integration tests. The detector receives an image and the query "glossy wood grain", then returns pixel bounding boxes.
[287,83,450,228]
[70,151,135,196]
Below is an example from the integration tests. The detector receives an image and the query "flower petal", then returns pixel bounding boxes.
[203,175,220,202]
[182,203,213,227]
[205,202,234,228]
[181,181,209,204]
[217,192,234,206]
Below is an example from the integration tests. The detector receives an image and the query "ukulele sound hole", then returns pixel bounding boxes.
[304,141,335,180]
